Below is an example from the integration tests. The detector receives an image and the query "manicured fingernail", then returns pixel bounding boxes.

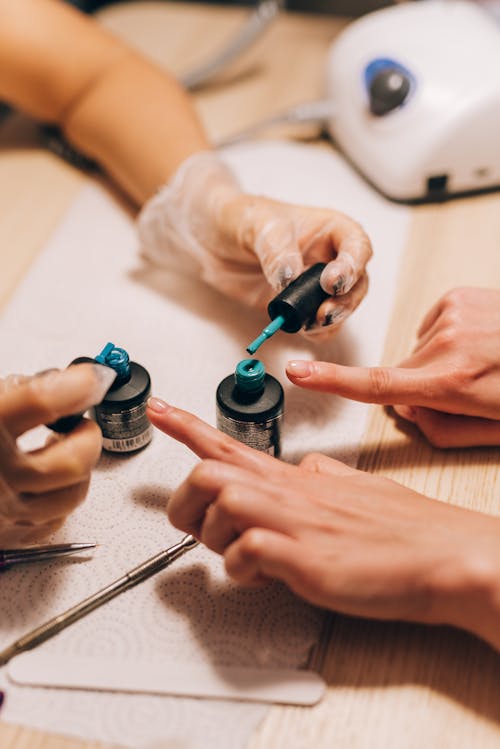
[287,360,312,378]
[147,397,169,413]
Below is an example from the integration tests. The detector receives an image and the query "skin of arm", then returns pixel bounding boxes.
[0,0,372,329]
[0,0,209,204]
[146,398,500,653]
[287,287,500,447]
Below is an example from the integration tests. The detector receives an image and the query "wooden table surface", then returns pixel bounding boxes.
[1,3,499,748]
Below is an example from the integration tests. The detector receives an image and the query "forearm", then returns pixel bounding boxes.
[63,53,209,204]
[0,0,209,204]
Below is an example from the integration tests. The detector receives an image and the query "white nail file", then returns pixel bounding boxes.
[8,653,326,706]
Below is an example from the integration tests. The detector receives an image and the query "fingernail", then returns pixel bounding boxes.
[279,264,295,285]
[320,266,345,296]
[332,275,346,295]
[286,360,312,378]
[147,397,169,413]
[321,308,346,327]
[90,364,117,399]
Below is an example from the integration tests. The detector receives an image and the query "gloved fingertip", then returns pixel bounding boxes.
[320,261,355,297]
[300,325,337,342]
[273,254,305,290]
[320,308,347,328]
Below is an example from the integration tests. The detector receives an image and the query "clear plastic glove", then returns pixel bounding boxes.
[286,287,500,447]
[0,364,115,547]
[138,151,372,336]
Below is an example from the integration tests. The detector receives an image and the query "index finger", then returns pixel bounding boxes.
[147,398,292,478]
[285,360,436,406]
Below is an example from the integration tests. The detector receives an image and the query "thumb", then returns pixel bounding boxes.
[395,406,500,448]
[286,359,433,406]
[252,218,304,291]
[0,364,116,437]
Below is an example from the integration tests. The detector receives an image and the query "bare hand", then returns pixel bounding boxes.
[286,287,500,446]
[147,398,500,651]
[0,364,114,546]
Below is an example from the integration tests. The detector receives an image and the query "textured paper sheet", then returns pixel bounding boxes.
[0,141,409,748]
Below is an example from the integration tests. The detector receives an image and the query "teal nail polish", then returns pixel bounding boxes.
[216,359,284,457]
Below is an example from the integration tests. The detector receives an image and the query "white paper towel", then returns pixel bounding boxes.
[0,141,409,748]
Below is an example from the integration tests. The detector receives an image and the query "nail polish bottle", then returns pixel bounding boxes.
[216,359,284,457]
[92,343,152,453]
[46,344,152,453]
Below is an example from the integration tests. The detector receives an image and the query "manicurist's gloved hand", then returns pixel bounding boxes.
[138,152,372,336]
[146,398,500,653]
[0,1,371,337]
[0,364,115,547]
[286,287,500,447]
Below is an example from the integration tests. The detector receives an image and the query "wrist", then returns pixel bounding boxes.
[431,524,500,651]
[460,551,500,651]
[138,151,241,266]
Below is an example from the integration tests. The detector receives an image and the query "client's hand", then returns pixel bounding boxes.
[0,364,114,546]
[138,152,372,336]
[147,398,500,652]
[286,287,500,447]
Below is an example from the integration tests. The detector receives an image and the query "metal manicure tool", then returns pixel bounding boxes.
[0,534,199,667]
[0,543,97,571]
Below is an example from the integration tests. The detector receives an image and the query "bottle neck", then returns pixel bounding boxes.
[234,358,265,398]
[95,342,131,387]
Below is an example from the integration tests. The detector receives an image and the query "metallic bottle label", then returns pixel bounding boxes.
[216,411,283,457]
[96,401,152,453]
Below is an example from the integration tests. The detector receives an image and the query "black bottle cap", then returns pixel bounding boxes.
[98,361,151,410]
[267,262,328,333]
[216,372,284,422]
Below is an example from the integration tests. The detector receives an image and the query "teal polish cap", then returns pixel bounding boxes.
[235,359,266,393]
[95,342,130,383]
